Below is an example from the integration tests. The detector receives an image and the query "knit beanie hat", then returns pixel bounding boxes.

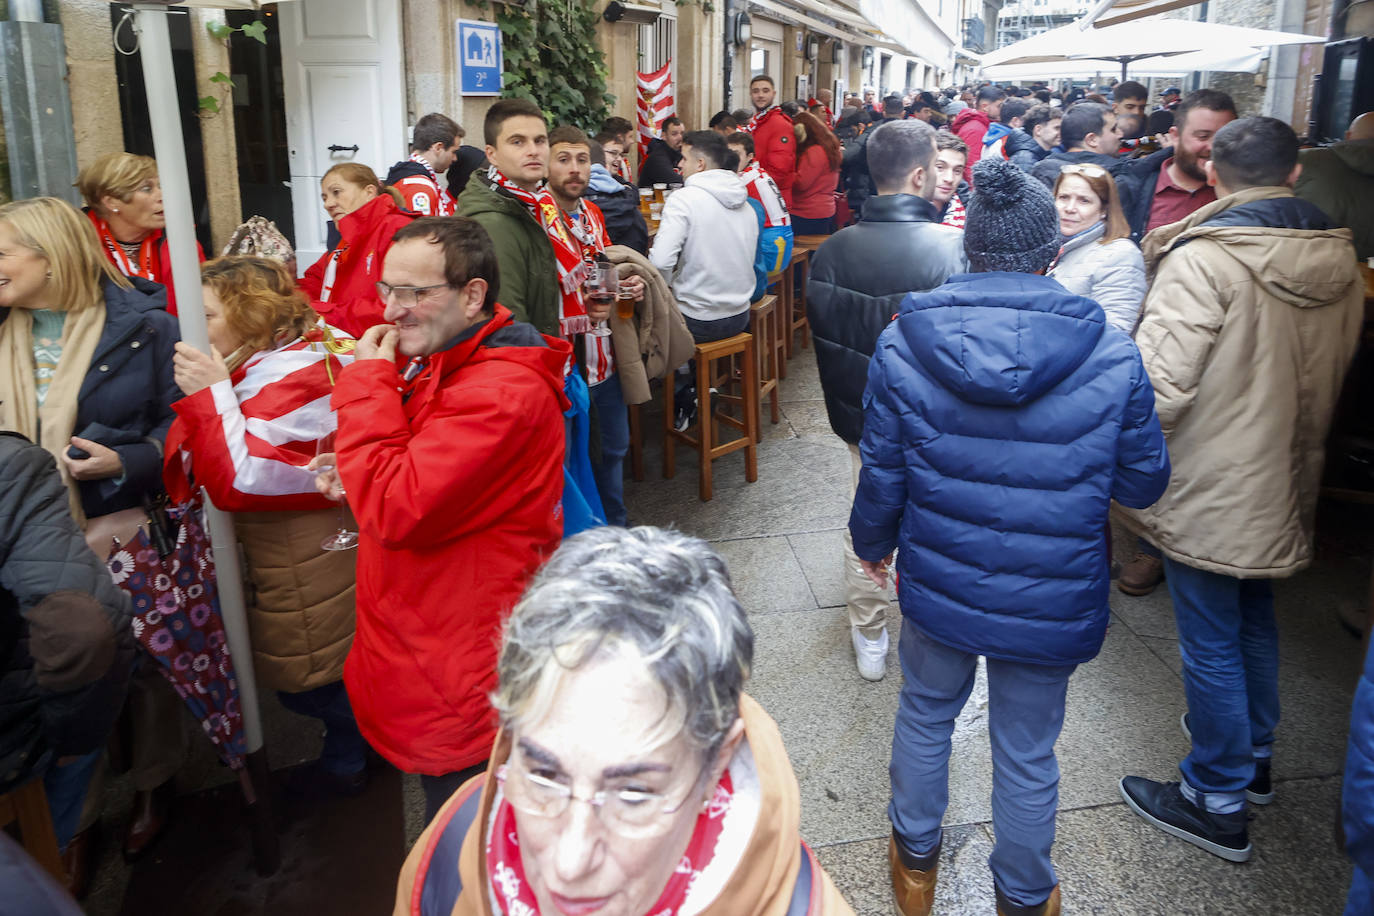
[963,157,1061,273]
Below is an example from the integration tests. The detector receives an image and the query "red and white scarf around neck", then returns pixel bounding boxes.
[486,164,590,336]
[486,769,735,916]
[87,210,158,281]
[744,105,780,134]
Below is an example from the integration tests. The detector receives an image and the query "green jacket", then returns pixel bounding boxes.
[1295,139,1374,261]
[457,173,560,335]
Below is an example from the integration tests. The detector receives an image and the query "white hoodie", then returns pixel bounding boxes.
[649,168,760,322]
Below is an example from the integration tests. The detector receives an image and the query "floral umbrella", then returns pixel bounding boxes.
[108,505,247,769]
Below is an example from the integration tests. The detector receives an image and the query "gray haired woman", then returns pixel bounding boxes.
[393,526,854,916]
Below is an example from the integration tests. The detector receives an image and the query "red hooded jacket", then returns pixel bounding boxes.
[299,195,416,337]
[333,306,570,775]
[750,107,798,208]
[951,108,992,185]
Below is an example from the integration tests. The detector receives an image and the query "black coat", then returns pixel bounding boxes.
[1115,146,1172,241]
[586,179,650,255]
[637,139,682,188]
[805,194,969,444]
[0,433,134,793]
[71,277,180,518]
[1005,129,1051,171]
[841,116,900,212]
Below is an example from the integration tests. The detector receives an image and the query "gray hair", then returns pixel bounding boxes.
[493,526,754,761]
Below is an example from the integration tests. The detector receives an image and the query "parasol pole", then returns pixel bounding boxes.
[128,2,279,876]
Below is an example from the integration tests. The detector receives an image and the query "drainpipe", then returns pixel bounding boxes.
[8,1,44,22]
[724,2,735,111]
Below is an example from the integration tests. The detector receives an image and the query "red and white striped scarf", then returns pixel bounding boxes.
[485,165,590,336]
[744,104,779,134]
[87,210,158,281]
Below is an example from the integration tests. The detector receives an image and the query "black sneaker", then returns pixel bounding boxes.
[673,404,696,432]
[1180,713,1275,805]
[1119,776,1252,862]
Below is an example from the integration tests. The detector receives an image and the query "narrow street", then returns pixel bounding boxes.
[75,347,1365,915]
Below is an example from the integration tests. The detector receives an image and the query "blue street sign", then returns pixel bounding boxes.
[457,19,502,97]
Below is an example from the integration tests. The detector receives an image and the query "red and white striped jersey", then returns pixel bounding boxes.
[164,324,357,511]
[564,201,617,387]
[740,163,791,229]
[394,154,455,217]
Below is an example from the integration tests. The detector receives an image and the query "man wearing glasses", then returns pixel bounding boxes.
[321,216,572,823]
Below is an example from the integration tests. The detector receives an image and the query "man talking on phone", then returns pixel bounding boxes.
[313,216,569,824]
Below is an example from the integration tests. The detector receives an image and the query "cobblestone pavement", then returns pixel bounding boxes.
[81,347,1364,916]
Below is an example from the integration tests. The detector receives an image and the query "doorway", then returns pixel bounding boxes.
[226,5,293,242]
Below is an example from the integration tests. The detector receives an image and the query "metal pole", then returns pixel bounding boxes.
[129,3,278,876]
[8,0,44,22]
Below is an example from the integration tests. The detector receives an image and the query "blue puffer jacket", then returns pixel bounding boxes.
[1344,637,1374,911]
[849,272,1170,666]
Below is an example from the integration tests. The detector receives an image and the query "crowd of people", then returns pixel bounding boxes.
[0,65,1371,916]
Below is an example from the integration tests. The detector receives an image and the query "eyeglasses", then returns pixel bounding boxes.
[1059,163,1109,178]
[374,280,450,308]
[495,754,708,839]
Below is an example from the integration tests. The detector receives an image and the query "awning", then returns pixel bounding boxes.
[749,0,868,44]
[1090,0,1208,28]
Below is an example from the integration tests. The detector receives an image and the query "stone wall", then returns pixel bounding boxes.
[1204,0,1276,117]
[57,0,122,171]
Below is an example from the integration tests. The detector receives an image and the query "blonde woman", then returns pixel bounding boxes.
[75,152,205,315]
[165,257,362,794]
[298,162,415,337]
[0,196,183,882]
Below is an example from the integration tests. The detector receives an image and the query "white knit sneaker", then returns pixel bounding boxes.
[852,626,889,681]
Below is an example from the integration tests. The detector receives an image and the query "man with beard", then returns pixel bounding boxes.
[1125,90,1238,239]
[638,116,686,188]
[546,126,646,526]
[745,75,798,207]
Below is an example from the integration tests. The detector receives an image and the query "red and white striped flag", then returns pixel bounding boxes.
[637,61,675,162]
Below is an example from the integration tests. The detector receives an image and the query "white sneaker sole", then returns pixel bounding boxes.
[1179,713,1274,805]
[1119,778,1253,863]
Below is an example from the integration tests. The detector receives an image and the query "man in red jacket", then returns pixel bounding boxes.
[950,86,1006,185]
[745,74,798,207]
[319,217,570,823]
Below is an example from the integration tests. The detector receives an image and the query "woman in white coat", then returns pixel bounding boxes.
[1048,163,1146,335]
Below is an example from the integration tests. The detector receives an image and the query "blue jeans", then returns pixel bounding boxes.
[277,681,368,777]
[1163,557,1278,814]
[1348,866,1373,916]
[889,620,1075,908]
[589,374,629,526]
[43,749,102,850]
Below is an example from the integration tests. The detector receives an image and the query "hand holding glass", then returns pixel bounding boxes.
[585,263,617,336]
[314,432,358,551]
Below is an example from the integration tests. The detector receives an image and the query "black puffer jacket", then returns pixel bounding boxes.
[0,433,134,792]
[1005,129,1050,171]
[70,276,180,518]
[637,139,683,188]
[805,194,968,444]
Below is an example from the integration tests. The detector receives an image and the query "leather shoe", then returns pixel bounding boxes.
[122,779,174,862]
[889,833,939,916]
[62,825,97,899]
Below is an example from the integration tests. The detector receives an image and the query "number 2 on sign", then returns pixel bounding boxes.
[475,72,486,86]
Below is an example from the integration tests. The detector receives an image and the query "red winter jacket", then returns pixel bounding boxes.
[333,306,570,775]
[792,144,839,220]
[299,195,416,337]
[751,107,798,208]
[951,108,992,185]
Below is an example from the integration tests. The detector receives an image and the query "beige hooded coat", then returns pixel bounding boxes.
[1116,186,1363,578]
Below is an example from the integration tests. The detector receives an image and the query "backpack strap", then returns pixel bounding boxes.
[412,781,484,916]
[786,839,821,916]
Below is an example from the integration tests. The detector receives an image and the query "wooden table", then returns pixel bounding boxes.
[792,234,831,251]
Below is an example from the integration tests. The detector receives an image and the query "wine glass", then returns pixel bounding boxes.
[585,263,617,338]
[315,431,358,551]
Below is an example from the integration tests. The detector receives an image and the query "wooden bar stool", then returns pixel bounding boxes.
[765,268,792,379]
[0,777,65,883]
[750,295,781,427]
[786,248,812,358]
[627,403,645,482]
[663,333,759,501]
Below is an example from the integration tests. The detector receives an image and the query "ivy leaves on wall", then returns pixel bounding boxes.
[490,0,613,131]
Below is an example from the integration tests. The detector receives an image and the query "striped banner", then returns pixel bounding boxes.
[636,60,676,162]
